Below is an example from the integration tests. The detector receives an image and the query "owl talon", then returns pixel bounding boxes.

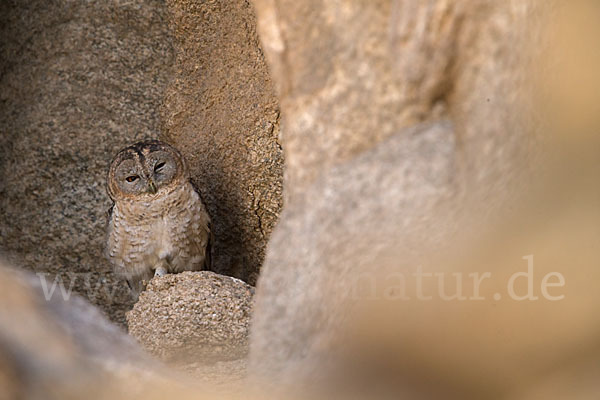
[154,266,168,277]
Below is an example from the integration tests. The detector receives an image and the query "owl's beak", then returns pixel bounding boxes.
[147,180,157,194]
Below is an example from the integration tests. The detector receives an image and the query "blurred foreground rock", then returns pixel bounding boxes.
[127,272,254,363]
[0,260,193,400]
[250,0,600,398]
[252,0,540,202]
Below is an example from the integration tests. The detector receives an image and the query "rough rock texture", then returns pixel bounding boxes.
[161,0,283,285]
[127,271,254,363]
[0,0,174,325]
[250,0,600,398]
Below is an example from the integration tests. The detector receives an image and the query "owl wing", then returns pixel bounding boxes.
[190,179,213,271]
[204,223,213,270]
[189,178,206,204]
[106,203,114,226]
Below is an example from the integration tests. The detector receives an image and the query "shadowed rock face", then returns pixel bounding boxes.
[0,0,174,325]
[161,0,283,285]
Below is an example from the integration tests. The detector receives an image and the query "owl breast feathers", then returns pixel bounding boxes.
[105,140,211,298]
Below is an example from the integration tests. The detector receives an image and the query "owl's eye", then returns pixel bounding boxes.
[125,175,139,183]
[154,162,166,172]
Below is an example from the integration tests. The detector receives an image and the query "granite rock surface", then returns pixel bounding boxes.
[127,271,254,363]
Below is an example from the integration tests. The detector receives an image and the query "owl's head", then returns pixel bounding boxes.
[107,140,188,201]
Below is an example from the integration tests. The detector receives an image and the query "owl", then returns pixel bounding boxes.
[105,140,211,299]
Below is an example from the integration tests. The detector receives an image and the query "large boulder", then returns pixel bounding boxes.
[161,0,283,285]
[249,0,600,397]
[127,271,254,363]
[0,0,174,325]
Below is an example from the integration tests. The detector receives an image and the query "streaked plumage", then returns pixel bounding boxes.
[106,140,211,298]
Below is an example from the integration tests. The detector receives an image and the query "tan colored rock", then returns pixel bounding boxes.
[127,271,254,364]
[161,0,283,284]
[250,0,600,397]
[250,121,466,396]
[0,0,174,325]
[252,0,542,201]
